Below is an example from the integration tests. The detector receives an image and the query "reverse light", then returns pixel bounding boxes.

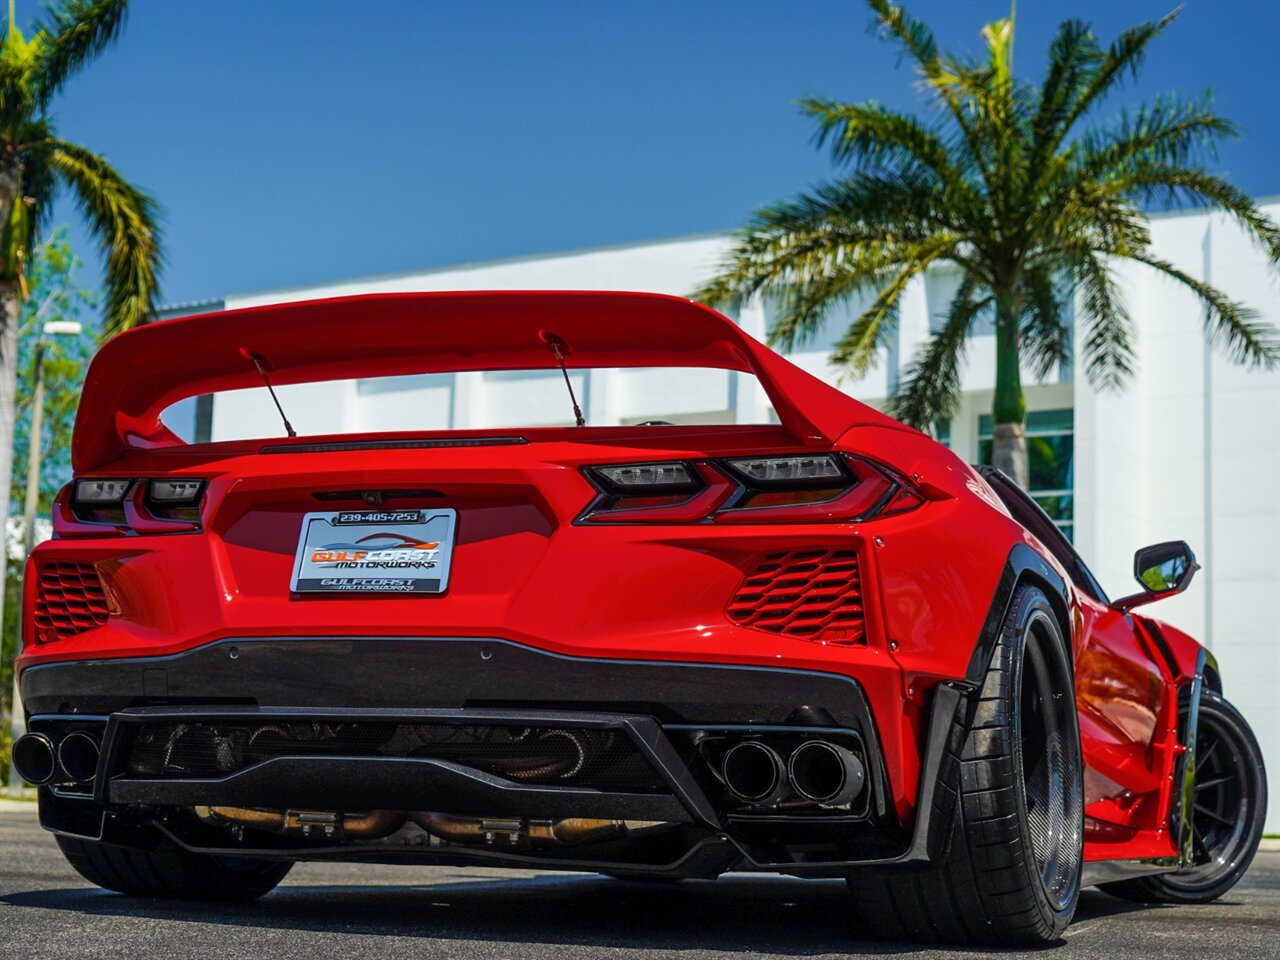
[148,479,205,503]
[73,479,131,505]
[722,455,844,486]
[591,462,696,491]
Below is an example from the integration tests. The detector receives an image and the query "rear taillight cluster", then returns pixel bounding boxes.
[54,478,207,537]
[578,454,923,524]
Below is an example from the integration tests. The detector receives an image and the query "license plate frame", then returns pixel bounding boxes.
[289,509,457,595]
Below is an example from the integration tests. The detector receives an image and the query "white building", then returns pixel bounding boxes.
[167,201,1280,828]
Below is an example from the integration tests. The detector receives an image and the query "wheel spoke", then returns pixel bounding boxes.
[1193,803,1235,828]
[1195,736,1220,775]
[1194,775,1232,793]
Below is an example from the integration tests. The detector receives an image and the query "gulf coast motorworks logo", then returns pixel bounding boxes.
[309,531,441,569]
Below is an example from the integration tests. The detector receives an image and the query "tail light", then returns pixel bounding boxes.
[579,454,925,524]
[55,478,207,537]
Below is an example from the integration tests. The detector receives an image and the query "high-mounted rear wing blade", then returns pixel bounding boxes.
[73,290,902,470]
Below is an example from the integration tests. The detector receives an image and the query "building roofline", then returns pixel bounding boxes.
[218,230,733,305]
[166,193,1280,312]
[158,297,224,318]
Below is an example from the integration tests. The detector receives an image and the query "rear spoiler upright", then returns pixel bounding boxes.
[73,291,904,470]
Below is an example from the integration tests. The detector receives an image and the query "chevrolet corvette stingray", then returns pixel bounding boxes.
[13,291,1266,945]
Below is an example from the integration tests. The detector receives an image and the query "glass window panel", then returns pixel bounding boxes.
[978,408,1074,534]
[1033,494,1074,522]
[1028,435,1074,491]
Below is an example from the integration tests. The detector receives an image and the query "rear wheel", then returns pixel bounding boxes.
[847,583,1083,945]
[57,834,292,901]
[1099,690,1266,904]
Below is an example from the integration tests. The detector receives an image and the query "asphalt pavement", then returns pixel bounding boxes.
[2,799,1277,959]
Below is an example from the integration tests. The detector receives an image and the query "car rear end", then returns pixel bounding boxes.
[14,292,1019,880]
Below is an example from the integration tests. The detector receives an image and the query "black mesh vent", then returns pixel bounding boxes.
[120,720,666,792]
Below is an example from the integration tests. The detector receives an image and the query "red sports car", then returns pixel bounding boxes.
[13,292,1266,946]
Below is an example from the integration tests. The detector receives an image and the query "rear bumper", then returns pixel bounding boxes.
[23,637,964,877]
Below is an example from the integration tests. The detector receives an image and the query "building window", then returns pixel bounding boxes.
[979,409,1074,541]
[933,419,951,448]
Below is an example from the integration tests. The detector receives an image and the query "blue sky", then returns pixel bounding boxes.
[29,0,1280,307]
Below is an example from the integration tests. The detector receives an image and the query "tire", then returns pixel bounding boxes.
[1099,690,1266,904]
[57,834,292,901]
[846,583,1084,946]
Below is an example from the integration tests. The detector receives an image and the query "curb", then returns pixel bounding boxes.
[1259,839,1280,853]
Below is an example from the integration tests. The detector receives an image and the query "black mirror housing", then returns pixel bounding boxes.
[1114,540,1200,612]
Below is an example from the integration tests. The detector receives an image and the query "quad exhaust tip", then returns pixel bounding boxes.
[57,732,102,784]
[788,740,865,806]
[12,733,57,785]
[722,740,790,806]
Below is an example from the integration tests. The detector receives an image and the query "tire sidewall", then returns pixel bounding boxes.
[1004,586,1084,933]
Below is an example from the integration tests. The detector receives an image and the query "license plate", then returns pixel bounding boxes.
[290,509,457,594]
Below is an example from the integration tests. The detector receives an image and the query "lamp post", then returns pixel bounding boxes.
[6,320,83,791]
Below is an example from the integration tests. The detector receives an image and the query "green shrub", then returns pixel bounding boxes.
[0,723,11,787]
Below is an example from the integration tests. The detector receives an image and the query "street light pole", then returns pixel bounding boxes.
[6,320,83,791]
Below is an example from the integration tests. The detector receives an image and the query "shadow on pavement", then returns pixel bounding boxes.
[1,871,1176,955]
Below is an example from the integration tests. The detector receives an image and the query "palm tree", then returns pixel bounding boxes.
[696,1,1279,487]
[0,0,160,697]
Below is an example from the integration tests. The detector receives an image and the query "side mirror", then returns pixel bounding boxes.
[1114,540,1200,612]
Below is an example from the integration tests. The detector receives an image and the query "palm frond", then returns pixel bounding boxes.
[1074,94,1238,182]
[1020,265,1071,380]
[866,0,938,71]
[1030,19,1101,166]
[799,98,964,185]
[32,0,129,106]
[1073,253,1135,390]
[1131,252,1279,369]
[867,0,999,198]
[693,170,950,315]
[829,232,958,373]
[890,272,988,428]
[1056,9,1180,137]
[48,138,162,336]
[1109,165,1280,262]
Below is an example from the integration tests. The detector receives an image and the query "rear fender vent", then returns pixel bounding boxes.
[726,548,866,644]
[34,562,111,644]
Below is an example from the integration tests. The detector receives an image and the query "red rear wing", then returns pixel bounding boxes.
[73,290,902,470]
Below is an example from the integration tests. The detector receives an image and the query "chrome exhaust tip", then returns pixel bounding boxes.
[57,731,102,784]
[722,740,789,805]
[788,740,865,806]
[12,733,58,785]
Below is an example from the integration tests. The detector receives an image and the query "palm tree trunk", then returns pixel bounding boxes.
[0,173,19,722]
[991,290,1029,487]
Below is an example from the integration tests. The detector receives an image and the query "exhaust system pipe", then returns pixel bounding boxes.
[410,812,665,847]
[194,807,666,848]
[722,740,789,806]
[12,733,57,785]
[788,740,865,806]
[57,732,102,784]
[195,807,407,840]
